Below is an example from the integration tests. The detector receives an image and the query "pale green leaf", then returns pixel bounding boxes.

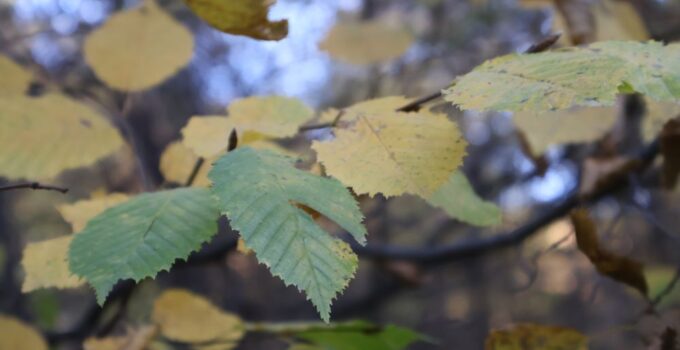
[69,188,218,304]
[444,41,680,112]
[428,171,501,227]
[208,147,366,322]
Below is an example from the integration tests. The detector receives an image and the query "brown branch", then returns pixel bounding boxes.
[351,137,659,265]
[185,158,206,187]
[0,182,68,194]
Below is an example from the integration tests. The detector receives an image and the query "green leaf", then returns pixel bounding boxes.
[444,40,680,112]
[208,147,366,322]
[294,321,426,350]
[69,188,218,304]
[427,171,502,227]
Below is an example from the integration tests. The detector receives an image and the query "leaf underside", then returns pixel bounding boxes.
[208,147,366,322]
[69,188,218,303]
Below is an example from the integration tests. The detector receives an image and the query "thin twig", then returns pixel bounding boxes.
[650,266,680,309]
[185,158,205,187]
[352,137,659,264]
[301,33,563,123]
[524,33,562,54]
[299,110,345,131]
[0,182,68,194]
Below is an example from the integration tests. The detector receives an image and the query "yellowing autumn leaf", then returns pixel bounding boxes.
[160,141,213,186]
[0,55,33,95]
[485,323,588,350]
[642,100,680,142]
[320,20,413,65]
[513,106,617,154]
[0,94,124,180]
[445,41,680,113]
[84,0,194,91]
[183,0,288,41]
[57,193,129,232]
[152,289,244,347]
[593,0,649,42]
[0,314,48,350]
[227,96,314,138]
[313,106,467,197]
[21,235,84,292]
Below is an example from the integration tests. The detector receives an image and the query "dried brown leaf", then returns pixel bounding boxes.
[570,208,648,296]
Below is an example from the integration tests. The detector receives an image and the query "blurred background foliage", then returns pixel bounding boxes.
[1,0,680,349]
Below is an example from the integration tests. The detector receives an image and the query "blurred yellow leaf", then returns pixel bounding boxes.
[83,325,158,350]
[313,103,467,197]
[181,98,307,158]
[524,0,649,46]
[57,193,129,232]
[21,235,84,292]
[84,0,194,91]
[183,0,288,41]
[485,323,588,350]
[159,141,213,187]
[319,20,414,65]
[593,0,649,41]
[642,100,680,142]
[0,94,124,180]
[513,106,617,154]
[152,289,244,346]
[181,117,233,158]
[0,314,48,350]
[227,96,314,138]
[0,55,33,95]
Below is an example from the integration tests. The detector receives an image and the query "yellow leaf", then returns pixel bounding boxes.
[183,0,288,41]
[181,116,233,158]
[642,100,680,142]
[319,20,413,65]
[594,0,649,41]
[159,141,213,187]
[227,96,314,138]
[485,323,588,350]
[84,0,194,91]
[313,104,467,197]
[0,55,33,95]
[181,113,300,158]
[21,235,84,292]
[57,193,130,232]
[0,314,48,350]
[0,94,124,180]
[513,106,617,154]
[152,289,244,346]
[83,325,158,350]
